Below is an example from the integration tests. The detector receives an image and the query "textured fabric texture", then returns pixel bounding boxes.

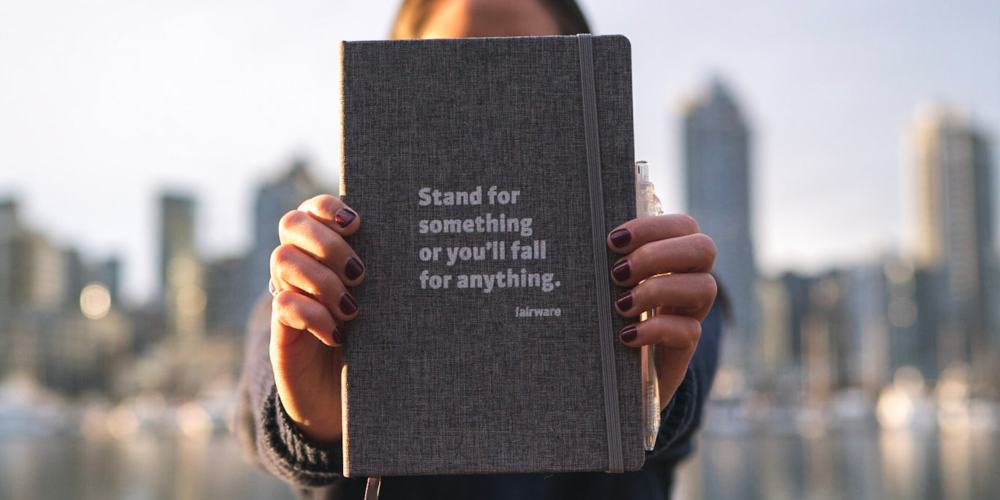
[235,293,725,498]
[339,35,640,476]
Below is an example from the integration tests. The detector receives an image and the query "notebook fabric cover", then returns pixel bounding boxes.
[339,35,641,477]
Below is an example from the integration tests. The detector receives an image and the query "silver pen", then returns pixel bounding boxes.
[635,160,661,450]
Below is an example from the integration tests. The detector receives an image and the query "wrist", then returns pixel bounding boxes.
[290,414,343,444]
[276,391,343,444]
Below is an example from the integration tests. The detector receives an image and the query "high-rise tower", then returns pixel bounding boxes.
[683,79,758,377]
[906,105,997,393]
[159,193,204,341]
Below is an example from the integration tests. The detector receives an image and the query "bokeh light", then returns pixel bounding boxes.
[79,283,111,320]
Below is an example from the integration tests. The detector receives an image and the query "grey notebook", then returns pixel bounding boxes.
[339,35,641,477]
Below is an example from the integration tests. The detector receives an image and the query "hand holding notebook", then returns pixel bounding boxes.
[268,194,362,444]
[266,35,716,476]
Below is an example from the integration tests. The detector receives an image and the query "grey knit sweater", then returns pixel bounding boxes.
[237,292,722,500]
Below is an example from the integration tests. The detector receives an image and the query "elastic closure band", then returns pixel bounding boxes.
[577,33,624,474]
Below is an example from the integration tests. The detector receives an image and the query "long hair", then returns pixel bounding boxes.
[390,0,591,39]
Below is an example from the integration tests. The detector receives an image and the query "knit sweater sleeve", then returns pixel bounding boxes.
[236,293,346,488]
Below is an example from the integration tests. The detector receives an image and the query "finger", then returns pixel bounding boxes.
[271,290,341,347]
[271,244,360,322]
[270,245,307,296]
[610,233,716,286]
[614,273,717,321]
[618,314,702,350]
[607,214,700,254]
[279,210,365,286]
[298,194,361,236]
[618,314,702,410]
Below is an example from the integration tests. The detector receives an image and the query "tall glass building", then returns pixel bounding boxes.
[906,105,998,396]
[683,79,758,383]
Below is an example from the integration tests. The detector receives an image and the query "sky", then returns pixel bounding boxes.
[1,0,998,304]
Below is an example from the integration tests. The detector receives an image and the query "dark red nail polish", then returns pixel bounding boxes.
[609,228,632,248]
[620,326,638,343]
[335,208,356,228]
[615,291,633,311]
[332,325,345,345]
[612,260,631,282]
[345,257,365,281]
[339,293,358,315]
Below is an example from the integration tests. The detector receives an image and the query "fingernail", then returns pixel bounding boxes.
[609,228,632,248]
[339,293,359,315]
[345,257,365,281]
[615,291,633,311]
[612,260,631,282]
[332,325,345,345]
[620,325,638,343]
[335,208,357,228]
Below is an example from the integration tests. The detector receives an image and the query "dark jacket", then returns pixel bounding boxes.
[237,294,723,500]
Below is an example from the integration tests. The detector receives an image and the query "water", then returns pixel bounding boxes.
[0,434,295,500]
[675,430,1000,500]
[1,430,997,499]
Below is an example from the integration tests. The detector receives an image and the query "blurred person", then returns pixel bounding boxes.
[237,0,723,499]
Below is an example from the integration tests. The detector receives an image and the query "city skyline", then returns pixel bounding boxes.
[1,0,997,302]
[0,158,330,399]
[3,98,994,389]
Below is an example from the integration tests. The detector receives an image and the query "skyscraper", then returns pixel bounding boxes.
[204,255,248,337]
[906,105,998,395]
[843,261,892,396]
[0,199,69,311]
[159,193,205,341]
[683,79,758,378]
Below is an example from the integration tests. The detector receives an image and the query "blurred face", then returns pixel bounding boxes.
[418,0,562,39]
